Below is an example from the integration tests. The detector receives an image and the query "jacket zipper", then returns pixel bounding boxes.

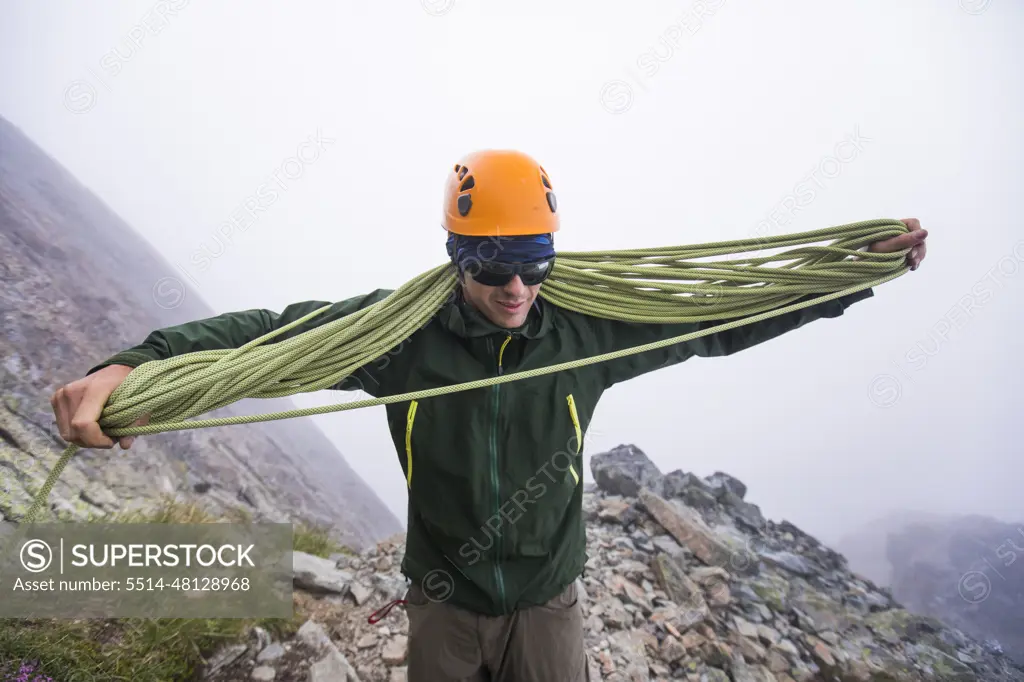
[566,394,581,485]
[489,334,513,612]
[404,400,418,489]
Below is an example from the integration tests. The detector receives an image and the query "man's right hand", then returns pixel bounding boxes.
[50,365,150,450]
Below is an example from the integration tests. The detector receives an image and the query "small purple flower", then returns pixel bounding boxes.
[0,660,55,682]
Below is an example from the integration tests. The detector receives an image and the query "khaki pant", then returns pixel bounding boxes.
[405,580,591,682]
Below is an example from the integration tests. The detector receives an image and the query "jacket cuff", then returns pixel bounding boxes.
[86,350,161,376]
[813,286,874,319]
[838,287,874,307]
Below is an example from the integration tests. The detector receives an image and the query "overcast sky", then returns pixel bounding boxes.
[2,0,1021,545]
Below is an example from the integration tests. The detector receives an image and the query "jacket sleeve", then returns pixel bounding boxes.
[86,289,397,396]
[594,288,874,388]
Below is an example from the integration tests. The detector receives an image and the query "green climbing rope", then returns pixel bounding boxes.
[19,219,911,523]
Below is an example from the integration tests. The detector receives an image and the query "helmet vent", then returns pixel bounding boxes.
[541,174,552,190]
[458,166,469,181]
[459,175,475,192]
[546,192,557,213]
[458,194,473,217]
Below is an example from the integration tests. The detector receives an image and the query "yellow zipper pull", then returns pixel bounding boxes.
[497,333,513,375]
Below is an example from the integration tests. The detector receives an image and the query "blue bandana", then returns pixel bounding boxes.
[445,233,555,270]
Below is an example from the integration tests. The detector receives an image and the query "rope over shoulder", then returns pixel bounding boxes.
[20,219,911,523]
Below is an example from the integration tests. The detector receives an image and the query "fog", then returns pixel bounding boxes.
[2,0,1021,546]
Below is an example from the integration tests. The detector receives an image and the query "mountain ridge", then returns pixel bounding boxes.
[0,113,400,548]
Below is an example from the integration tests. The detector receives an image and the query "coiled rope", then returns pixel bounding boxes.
[20,219,911,522]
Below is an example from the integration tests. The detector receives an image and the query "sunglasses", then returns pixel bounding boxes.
[463,258,555,287]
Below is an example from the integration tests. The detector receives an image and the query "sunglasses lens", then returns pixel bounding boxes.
[519,261,553,285]
[466,259,553,286]
[470,263,514,286]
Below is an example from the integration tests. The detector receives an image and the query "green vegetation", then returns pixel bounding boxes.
[0,496,354,682]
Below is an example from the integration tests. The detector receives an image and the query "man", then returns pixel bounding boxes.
[52,150,927,681]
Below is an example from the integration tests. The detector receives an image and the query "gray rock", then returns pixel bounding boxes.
[256,642,286,663]
[639,489,758,576]
[612,537,635,551]
[204,643,248,678]
[575,577,590,606]
[597,497,636,525]
[689,566,731,585]
[629,530,654,553]
[729,654,775,682]
[756,624,782,647]
[596,597,631,629]
[293,551,354,595]
[683,486,721,513]
[735,584,764,604]
[984,638,1004,656]
[590,445,664,497]
[309,649,361,682]
[760,550,817,577]
[296,620,335,652]
[705,471,747,500]
[734,615,760,639]
[659,634,686,663]
[700,669,730,682]
[607,630,650,681]
[249,626,272,656]
[348,580,373,606]
[381,635,408,666]
[722,491,765,532]
[370,573,408,602]
[774,639,800,658]
[652,535,683,557]
[661,470,711,497]
[652,554,708,616]
[250,666,276,681]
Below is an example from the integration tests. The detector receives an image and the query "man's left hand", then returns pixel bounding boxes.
[868,218,928,271]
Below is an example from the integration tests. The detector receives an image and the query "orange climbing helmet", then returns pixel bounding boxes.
[442,150,560,237]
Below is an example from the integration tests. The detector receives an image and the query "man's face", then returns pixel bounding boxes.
[461,272,541,329]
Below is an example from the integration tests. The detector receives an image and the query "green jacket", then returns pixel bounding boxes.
[89,286,873,616]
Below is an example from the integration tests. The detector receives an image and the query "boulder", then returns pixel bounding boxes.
[639,489,759,576]
[590,445,664,498]
[705,472,748,500]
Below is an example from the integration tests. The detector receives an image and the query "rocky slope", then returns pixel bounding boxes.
[205,444,1024,681]
[837,512,1024,666]
[0,114,399,547]
[886,517,1023,666]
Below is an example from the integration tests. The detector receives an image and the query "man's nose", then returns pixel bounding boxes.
[502,275,526,296]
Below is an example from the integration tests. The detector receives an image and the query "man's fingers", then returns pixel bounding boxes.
[119,413,150,451]
[898,230,928,246]
[71,417,114,448]
[871,229,928,254]
[900,217,922,232]
[69,387,114,449]
[910,241,927,270]
[52,388,70,441]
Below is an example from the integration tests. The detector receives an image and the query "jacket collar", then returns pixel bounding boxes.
[437,287,554,339]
